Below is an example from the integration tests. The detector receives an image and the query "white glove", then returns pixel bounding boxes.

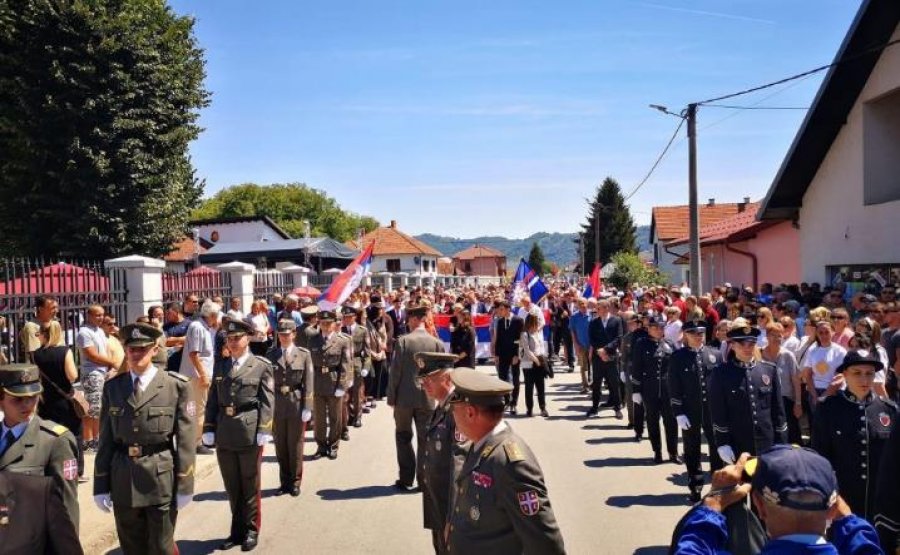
[632,393,642,405]
[361,368,369,377]
[301,408,312,422]
[619,371,626,383]
[334,388,345,398]
[176,494,193,510]
[676,414,691,431]
[256,433,273,446]
[201,432,215,447]
[717,445,736,465]
[94,494,113,513]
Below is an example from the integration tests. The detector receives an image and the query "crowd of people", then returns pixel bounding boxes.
[1,276,899,553]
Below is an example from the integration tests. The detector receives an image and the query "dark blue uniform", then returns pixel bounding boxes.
[669,345,723,491]
[708,357,788,456]
[631,336,677,459]
[812,390,897,521]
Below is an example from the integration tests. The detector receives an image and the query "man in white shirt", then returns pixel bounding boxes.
[77,304,119,451]
[179,299,219,452]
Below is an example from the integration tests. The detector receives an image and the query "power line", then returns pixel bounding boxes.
[624,116,685,201]
[704,104,808,110]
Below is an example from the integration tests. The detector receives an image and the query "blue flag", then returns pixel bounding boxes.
[513,259,549,304]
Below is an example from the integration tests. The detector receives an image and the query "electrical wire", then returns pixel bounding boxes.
[624,116,686,201]
[703,104,808,110]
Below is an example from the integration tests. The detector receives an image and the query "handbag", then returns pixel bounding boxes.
[37,368,89,419]
[529,335,554,379]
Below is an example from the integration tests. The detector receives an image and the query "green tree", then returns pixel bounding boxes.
[192,183,379,242]
[578,177,637,271]
[0,0,209,258]
[527,242,546,275]
[607,252,665,290]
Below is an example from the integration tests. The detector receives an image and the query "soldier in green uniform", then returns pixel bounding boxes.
[312,311,353,459]
[202,319,275,552]
[0,363,80,533]
[296,305,319,350]
[0,471,83,555]
[266,320,314,496]
[93,323,196,555]
[447,368,565,555]
[341,305,369,432]
[388,305,445,491]
[415,352,468,555]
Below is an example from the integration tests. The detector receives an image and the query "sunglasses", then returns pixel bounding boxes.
[833,315,848,320]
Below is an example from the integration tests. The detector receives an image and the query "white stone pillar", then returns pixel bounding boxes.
[395,272,409,289]
[414,274,424,289]
[105,255,166,324]
[379,272,394,292]
[281,264,310,288]
[218,261,255,314]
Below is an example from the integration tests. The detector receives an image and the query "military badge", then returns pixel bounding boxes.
[63,459,78,481]
[469,506,480,521]
[454,430,466,443]
[132,328,143,339]
[185,401,196,418]
[472,471,493,489]
[0,506,7,526]
[416,358,425,369]
[761,374,770,386]
[880,412,891,427]
[708,354,716,364]
[435,440,442,452]
[517,490,540,516]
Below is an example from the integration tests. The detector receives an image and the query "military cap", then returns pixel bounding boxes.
[726,321,760,341]
[407,305,429,319]
[224,319,254,336]
[646,314,666,327]
[341,305,359,317]
[0,363,43,396]
[370,296,384,308]
[836,349,884,374]
[120,322,163,348]
[448,367,512,407]
[318,310,337,322]
[751,445,837,511]
[277,320,297,334]
[414,352,457,377]
[300,305,319,317]
[682,320,706,334]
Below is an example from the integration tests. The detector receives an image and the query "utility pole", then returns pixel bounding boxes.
[687,103,701,295]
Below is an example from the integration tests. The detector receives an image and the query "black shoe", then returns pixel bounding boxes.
[242,531,258,551]
[275,487,287,496]
[614,409,623,420]
[689,488,702,503]
[394,480,415,492]
[626,422,634,429]
[669,453,683,465]
[327,449,338,460]
[196,445,214,455]
[653,452,664,465]
[291,486,301,497]
[634,435,642,443]
[509,408,517,416]
[362,407,371,414]
[540,409,549,418]
[600,401,614,408]
[353,420,362,428]
[219,537,241,550]
[585,408,598,418]
[526,410,533,417]
[341,431,350,441]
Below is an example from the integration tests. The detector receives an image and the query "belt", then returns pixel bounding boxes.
[222,402,259,416]
[118,443,170,458]
[278,384,302,395]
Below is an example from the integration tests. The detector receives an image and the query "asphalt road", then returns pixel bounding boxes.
[103,366,696,554]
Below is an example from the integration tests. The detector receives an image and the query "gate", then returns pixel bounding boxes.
[254,269,291,301]
[162,266,232,303]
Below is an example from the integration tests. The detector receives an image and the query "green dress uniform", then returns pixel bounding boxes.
[343,314,370,430]
[94,324,196,555]
[446,368,565,555]
[388,312,445,488]
[0,471,83,555]
[416,352,468,555]
[204,319,275,549]
[313,316,354,459]
[0,364,80,533]
[266,321,314,494]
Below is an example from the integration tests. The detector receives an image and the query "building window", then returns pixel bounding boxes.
[386,259,400,272]
[863,88,900,205]
[422,259,430,272]
[463,262,472,273]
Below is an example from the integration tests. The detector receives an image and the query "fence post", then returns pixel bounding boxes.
[219,261,255,314]
[280,265,310,289]
[104,255,165,324]
[395,272,408,289]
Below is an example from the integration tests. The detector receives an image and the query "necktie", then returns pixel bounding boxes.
[132,376,142,402]
[0,429,16,457]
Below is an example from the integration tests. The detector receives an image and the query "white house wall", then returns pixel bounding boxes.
[195,221,284,244]
[369,254,439,276]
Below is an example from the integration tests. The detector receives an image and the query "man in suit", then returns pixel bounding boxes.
[266,320,313,496]
[0,471,83,555]
[387,305,445,491]
[0,364,80,533]
[491,300,524,414]
[388,297,408,338]
[586,299,624,419]
[93,323,196,555]
[202,319,275,552]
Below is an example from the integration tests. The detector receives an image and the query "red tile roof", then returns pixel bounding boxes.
[346,221,442,256]
[165,237,205,262]
[651,202,747,242]
[452,244,505,260]
[667,202,774,246]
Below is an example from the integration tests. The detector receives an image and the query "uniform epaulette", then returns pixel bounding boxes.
[254,355,273,366]
[167,371,190,382]
[758,360,776,368]
[503,440,525,463]
[40,422,69,437]
[337,332,350,339]
[296,346,310,353]
[884,398,899,410]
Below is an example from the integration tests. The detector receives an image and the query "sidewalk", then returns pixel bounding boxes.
[78,449,221,553]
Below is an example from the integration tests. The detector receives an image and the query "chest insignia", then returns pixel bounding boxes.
[435,440,442,452]
[469,506,480,521]
[0,505,8,526]
[454,430,466,443]
[761,374,770,386]
[880,412,891,427]
[472,471,493,489]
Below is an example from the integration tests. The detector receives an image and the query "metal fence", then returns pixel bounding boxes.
[309,274,334,288]
[162,267,232,303]
[0,258,128,364]
[253,269,292,300]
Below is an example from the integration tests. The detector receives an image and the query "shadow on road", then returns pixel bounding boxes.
[194,490,229,502]
[585,436,640,445]
[581,423,625,431]
[173,538,224,555]
[633,546,670,554]
[606,493,688,508]
[584,456,649,468]
[665,472,689,487]
[317,485,402,501]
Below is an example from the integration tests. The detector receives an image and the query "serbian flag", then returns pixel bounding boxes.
[512,259,549,304]
[318,242,374,310]
[433,313,494,359]
[583,262,601,299]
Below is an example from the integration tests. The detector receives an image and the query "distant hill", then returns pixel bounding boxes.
[416,225,650,267]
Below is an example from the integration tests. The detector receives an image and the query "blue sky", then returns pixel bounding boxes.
[170,0,861,237]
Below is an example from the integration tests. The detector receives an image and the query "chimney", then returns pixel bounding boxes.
[390,220,397,229]
[707,198,715,207]
[737,197,751,212]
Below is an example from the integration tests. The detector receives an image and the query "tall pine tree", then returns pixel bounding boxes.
[527,242,546,275]
[578,177,636,271]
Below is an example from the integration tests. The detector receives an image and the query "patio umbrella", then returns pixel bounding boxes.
[292,286,321,298]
